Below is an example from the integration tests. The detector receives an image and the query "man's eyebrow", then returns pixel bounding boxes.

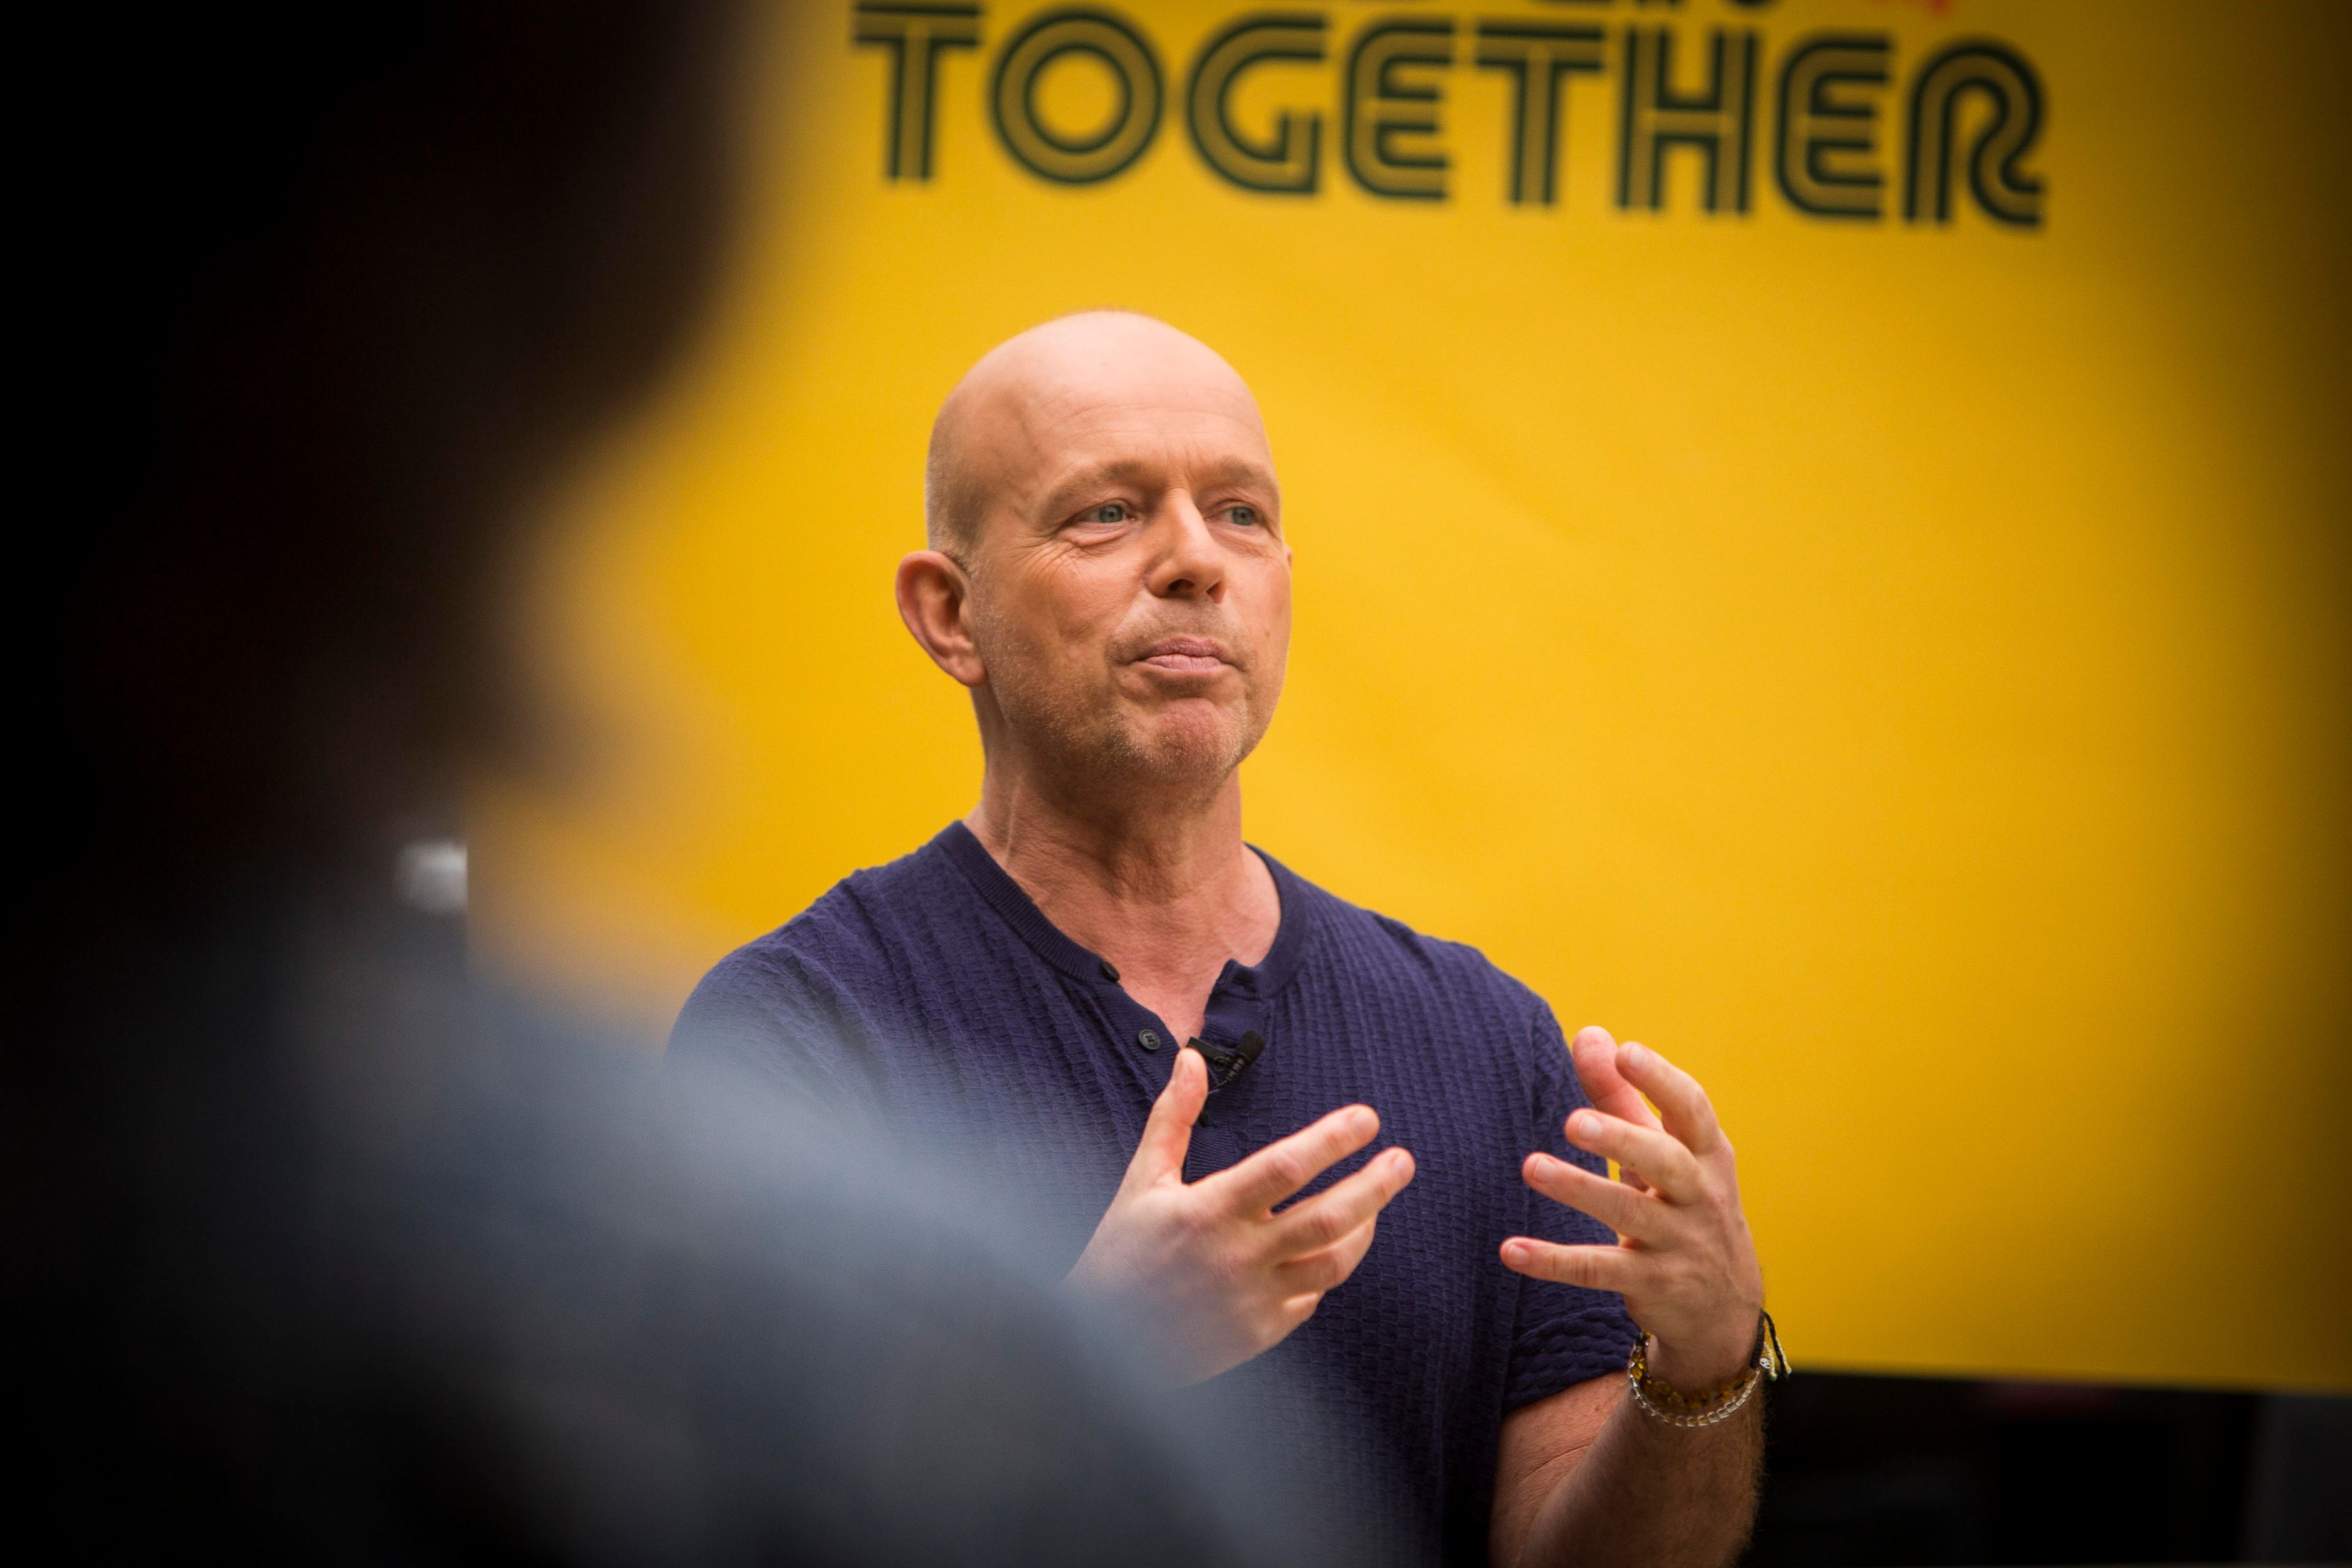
[1033,459,1155,519]
[1189,457,1282,501]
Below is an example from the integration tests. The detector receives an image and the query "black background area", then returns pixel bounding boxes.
[1741,1373,2349,1565]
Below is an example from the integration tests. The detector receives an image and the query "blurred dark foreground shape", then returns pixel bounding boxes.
[18,5,1311,1559]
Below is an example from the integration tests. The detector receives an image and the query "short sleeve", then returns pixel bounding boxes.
[1503,1006,1642,1409]
[666,943,888,1126]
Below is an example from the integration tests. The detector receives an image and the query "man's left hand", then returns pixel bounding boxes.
[1499,1027,1765,1391]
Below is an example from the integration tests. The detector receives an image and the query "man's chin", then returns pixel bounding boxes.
[1106,708,1257,788]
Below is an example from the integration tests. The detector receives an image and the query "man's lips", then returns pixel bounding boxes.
[1131,635,1233,676]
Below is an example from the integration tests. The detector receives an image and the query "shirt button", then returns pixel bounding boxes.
[1137,1029,1161,1052]
[1099,959,1120,982]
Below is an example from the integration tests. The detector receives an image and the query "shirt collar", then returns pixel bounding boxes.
[934,820,1310,1003]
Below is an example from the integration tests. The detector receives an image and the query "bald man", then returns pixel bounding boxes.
[673,314,1771,1567]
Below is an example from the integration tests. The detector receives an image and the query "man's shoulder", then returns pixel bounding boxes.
[676,830,974,1035]
[734,837,952,960]
[1279,861,1549,1025]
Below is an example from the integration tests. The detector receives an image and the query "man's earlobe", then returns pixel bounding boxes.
[895,549,987,688]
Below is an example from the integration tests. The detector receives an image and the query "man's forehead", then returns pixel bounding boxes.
[930,313,1280,543]
[998,331,1260,426]
[1020,379,1268,457]
[971,350,1272,494]
[1008,403,1275,508]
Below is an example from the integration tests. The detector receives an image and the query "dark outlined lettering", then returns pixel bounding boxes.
[1904,39,2045,227]
[1343,18,1457,201]
[1617,28,1757,214]
[854,2,984,181]
[1774,32,1890,220]
[992,8,1164,186]
[1186,13,1329,195]
[1474,21,1605,207]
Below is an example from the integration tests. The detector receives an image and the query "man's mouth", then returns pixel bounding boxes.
[1133,635,1232,676]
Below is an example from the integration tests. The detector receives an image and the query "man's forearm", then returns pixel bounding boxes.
[1511,1385,1762,1568]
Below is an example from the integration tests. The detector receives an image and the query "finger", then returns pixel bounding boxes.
[1522,1153,1671,1243]
[1274,1215,1379,1295]
[1265,1146,1415,1256]
[1615,1042,1726,1158]
[1569,1026,1664,1133]
[1275,1291,1325,1336]
[1124,1047,1206,1188]
[1570,1028,1659,1192]
[1499,1238,1649,1294]
[1209,1102,1382,1215]
[1564,1110,1704,1202]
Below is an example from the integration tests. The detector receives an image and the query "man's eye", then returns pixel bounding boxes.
[1088,502,1129,525]
[1226,504,1261,527]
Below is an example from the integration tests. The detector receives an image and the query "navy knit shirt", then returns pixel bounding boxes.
[669,824,1638,1566]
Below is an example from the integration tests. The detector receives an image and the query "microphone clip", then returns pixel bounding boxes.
[1189,1030,1265,1092]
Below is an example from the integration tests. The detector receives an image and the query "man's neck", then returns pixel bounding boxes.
[965,763,1279,1045]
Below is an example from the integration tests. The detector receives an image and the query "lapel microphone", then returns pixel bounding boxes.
[1189,1030,1265,1091]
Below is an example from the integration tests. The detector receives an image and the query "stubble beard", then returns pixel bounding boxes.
[993,663,1269,816]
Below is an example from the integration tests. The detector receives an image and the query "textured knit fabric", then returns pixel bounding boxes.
[669,823,1640,1567]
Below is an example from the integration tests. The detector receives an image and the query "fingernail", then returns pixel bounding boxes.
[1622,1044,1646,1069]
[1501,1240,1530,1265]
[1351,1107,1376,1135]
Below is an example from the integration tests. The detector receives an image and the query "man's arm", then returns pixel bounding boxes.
[1490,1029,1769,1568]
[1491,1373,1760,1568]
[666,946,886,1118]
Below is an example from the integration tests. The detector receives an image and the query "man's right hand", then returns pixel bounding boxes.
[1064,1046,1416,1386]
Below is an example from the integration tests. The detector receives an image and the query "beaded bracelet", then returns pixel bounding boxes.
[1625,1311,1788,1430]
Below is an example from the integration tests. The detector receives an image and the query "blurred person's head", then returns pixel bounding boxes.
[897,312,1292,816]
[46,0,745,921]
[24,14,1322,1564]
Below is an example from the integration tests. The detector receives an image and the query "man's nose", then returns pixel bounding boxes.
[1145,495,1225,602]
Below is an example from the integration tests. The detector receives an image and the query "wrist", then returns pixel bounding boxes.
[1640,1318,1759,1393]
[1624,1311,1787,1431]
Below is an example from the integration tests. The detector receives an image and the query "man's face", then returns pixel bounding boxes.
[955,325,1291,793]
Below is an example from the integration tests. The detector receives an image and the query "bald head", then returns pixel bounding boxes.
[895,309,1292,801]
[924,312,1271,559]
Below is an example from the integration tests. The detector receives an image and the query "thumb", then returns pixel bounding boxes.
[1570,1025,1663,1131]
[1125,1046,1206,1188]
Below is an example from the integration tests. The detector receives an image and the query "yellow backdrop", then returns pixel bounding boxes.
[473,0,2352,1392]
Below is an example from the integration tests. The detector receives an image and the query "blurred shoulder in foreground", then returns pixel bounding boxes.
[19,4,1314,1558]
[34,888,1286,1561]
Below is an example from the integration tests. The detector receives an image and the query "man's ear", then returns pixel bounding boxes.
[895,550,986,687]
